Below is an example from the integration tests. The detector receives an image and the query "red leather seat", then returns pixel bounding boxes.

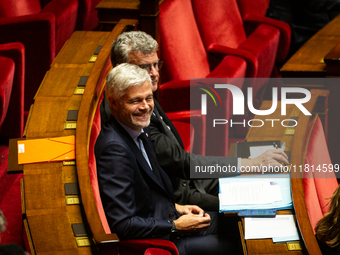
[192,0,290,140]
[191,0,280,102]
[0,0,78,117]
[235,0,291,63]
[159,0,247,156]
[303,117,339,233]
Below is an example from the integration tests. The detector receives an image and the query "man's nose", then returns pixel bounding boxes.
[149,65,158,76]
[139,99,149,110]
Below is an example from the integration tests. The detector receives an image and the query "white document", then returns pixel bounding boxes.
[248,142,286,159]
[244,215,299,240]
[220,180,282,206]
[249,145,275,159]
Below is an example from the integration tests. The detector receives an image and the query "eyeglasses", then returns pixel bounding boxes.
[138,60,163,73]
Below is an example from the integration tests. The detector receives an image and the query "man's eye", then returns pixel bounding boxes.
[139,64,149,69]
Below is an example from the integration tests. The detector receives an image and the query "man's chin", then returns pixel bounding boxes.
[133,119,150,129]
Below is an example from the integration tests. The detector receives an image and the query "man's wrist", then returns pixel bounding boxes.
[168,220,177,233]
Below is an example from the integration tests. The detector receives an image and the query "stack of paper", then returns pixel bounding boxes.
[244,215,299,242]
[219,174,292,212]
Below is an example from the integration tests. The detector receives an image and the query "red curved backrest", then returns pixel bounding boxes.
[89,94,111,234]
[303,117,339,232]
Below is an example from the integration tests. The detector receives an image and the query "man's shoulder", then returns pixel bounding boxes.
[95,119,127,154]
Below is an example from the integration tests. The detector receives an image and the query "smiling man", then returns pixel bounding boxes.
[95,63,241,255]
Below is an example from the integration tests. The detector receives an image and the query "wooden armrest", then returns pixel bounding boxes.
[93,233,120,244]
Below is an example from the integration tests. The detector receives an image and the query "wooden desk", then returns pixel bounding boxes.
[16,19,137,255]
[280,14,340,77]
[239,89,329,255]
[280,14,340,168]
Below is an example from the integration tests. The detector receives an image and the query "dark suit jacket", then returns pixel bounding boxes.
[150,100,238,210]
[95,116,180,240]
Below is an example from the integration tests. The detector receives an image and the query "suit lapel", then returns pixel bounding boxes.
[109,117,173,200]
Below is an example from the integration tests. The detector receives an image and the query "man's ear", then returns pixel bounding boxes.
[108,96,118,110]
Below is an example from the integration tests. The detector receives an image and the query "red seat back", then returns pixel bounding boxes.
[159,0,210,83]
[0,0,41,17]
[192,0,247,50]
[89,94,111,234]
[236,0,270,18]
[172,121,194,153]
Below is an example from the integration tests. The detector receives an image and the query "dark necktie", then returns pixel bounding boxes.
[138,132,163,184]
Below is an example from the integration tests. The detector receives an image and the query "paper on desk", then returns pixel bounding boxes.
[220,180,282,205]
[244,215,299,240]
[249,145,275,158]
[248,142,286,159]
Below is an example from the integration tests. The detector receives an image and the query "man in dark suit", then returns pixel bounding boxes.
[95,63,241,254]
[101,31,289,211]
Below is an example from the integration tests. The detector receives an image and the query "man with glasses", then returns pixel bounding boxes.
[100,31,289,211]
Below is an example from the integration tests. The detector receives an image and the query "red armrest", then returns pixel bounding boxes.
[0,56,14,128]
[243,13,291,62]
[145,248,172,255]
[120,239,179,255]
[207,43,258,78]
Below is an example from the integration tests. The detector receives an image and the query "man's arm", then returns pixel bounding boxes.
[96,141,172,240]
[149,117,238,179]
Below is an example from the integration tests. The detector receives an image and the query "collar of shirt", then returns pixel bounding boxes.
[117,121,143,147]
[117,120,152,169]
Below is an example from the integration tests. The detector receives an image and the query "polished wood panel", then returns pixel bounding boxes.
[17,19,137,254]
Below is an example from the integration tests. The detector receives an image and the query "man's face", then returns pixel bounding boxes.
[128,51,160,92]
[111,81,154,132]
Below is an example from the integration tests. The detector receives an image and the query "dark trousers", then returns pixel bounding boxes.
[171,212,242,255]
